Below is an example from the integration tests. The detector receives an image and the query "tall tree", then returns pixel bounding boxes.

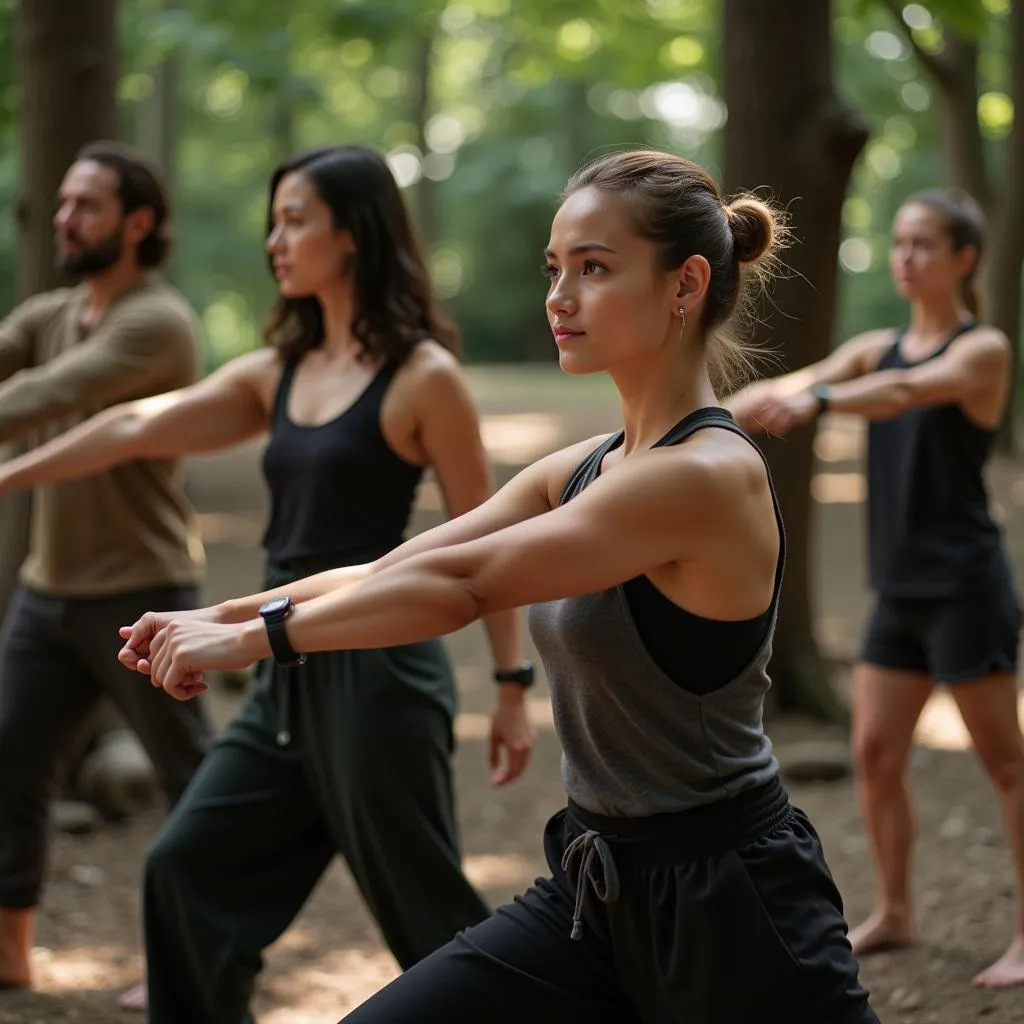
[0,0,119,623]
[723,0,869,721]
[137,0,182,281]
[881,0,1024,448]
[16,0,120,298]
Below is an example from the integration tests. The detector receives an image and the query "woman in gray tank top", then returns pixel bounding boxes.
[119,149,879,1024]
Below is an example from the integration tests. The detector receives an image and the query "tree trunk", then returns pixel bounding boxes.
[724,0,869,722]
[16,0,120,299]
[269,94,295,167]
[562,78,591,175]
[883,4,1021,449]
[14,0,121,809]
[409,28,437,249]
[138,0,182,282]
[926,33,1024,451]
[937,37,990,210]
[992,6,1024,450]
[4,0,118,624]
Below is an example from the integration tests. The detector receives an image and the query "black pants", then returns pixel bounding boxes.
[142,635,489,1024]
[341,779,879,1024]
[0,583,213,909]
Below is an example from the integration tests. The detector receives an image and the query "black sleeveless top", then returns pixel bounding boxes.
[867,322,1009,598]
[261,354,423,569]
[560,407,776,695]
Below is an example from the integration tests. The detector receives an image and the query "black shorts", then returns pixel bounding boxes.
[340,779,878,1024]
[860,578,1021,684]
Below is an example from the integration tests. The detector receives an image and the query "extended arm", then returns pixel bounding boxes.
[135,443,766,699]
[806,330,1008,418]
[0,349,273,496]
[0,304,205,445]
[0,294,55,386]
[122,440,564,632]
[725,329,894,431]
[753,327,1009,435]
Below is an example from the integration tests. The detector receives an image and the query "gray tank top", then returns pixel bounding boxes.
[528,408,782,817]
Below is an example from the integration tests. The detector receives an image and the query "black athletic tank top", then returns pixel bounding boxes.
[867,322,1009,597]
[261,354,423,568]
[560,407,776,695]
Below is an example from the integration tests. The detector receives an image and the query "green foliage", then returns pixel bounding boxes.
[830,0,1015,347]
[0,0,1016,367]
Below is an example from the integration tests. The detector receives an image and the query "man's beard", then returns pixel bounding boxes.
[57,223,125,278]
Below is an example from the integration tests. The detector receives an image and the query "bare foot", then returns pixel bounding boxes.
[848,910,915,956]
[118,982,147,1013]
[973,936,1024,989]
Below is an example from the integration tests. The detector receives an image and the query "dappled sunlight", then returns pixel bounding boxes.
[455,697,555,742]
[31,943,140,992]
[256,946,399,1024]
[915,690,1024,752]
[415,479,443,512]
[811,471,866,504]
[525,695,555,728]
[196,510,265,545]
[455,711,493,741]
[480,412,565,465]
[916,691,970,751]
[815,615,854,660]
[814,413,865,453]
[248,862,533,1022]
[464,852,536,889]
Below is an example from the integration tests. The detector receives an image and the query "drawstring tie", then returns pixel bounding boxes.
[560,829,621,940]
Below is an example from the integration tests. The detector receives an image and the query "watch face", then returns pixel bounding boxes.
[260,596,292,617]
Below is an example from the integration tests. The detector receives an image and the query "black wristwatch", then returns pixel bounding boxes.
[259,596,307,668]
[810,382,832,414]
[493,661,535,688]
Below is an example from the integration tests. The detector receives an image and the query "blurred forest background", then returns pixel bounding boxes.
[2,0,1017,370]
[4,0,1022,720]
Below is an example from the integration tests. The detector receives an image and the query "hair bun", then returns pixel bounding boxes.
[725,197,775,265]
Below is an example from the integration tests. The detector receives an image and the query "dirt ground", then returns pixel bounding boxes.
[3,367,1024,1023]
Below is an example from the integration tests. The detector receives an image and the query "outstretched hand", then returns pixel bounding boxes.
[753,390,820,437]
[489,688,535,787]
[119,607,259,701]
[724,380,777,434]
[119,606,222,668]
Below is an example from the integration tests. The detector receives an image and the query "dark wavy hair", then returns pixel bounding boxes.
[77,140,173,268]
[263,145,459,362]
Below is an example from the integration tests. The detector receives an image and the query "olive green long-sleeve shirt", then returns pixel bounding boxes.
[0,273,205,597]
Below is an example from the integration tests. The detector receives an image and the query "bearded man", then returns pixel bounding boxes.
[0,141,213,993]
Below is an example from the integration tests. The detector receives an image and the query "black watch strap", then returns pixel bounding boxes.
[259,597,306,668]
[810,382,832,413]
[493,661,535,687]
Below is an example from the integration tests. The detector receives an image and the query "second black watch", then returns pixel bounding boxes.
[259,596,307,668]
[810,382,832,414]
[493,661,535,687]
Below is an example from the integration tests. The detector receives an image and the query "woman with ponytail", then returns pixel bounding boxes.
[729,188,1024,990]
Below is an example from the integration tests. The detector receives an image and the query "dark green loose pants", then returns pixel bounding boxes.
[142,569,488,1024]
